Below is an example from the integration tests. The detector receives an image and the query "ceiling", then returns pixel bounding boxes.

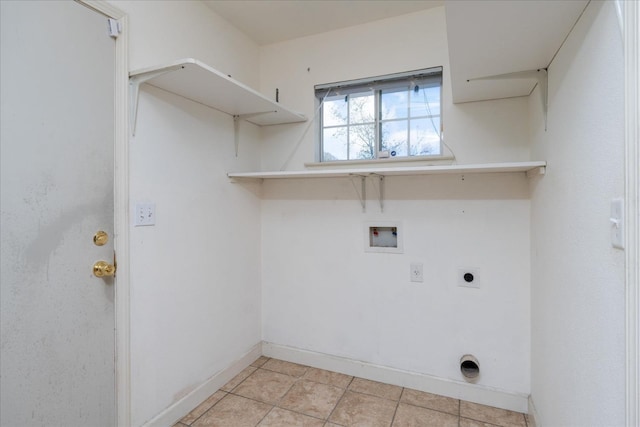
[203,0,589,104]
[203,0,444,45]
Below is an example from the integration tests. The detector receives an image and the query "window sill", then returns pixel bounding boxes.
[304,155,455,169]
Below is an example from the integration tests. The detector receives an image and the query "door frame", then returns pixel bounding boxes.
[75,1,130,425]
[622,1,639,426]
[617,0,640,426]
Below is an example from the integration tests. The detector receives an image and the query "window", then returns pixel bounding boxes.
[316,67,442,162]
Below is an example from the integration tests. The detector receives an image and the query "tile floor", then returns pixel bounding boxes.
[173,357,530,427]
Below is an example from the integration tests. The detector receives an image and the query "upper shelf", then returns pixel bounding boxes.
[445,1,588,103]
[129,58,307,126]
[228,161,547,180]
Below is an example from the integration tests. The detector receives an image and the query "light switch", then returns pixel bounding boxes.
[610,198,624,249]
[134,203,156,226]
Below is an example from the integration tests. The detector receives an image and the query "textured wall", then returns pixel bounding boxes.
[529,1,626,425]
[258,6,532,401]
[258,6,531,172]
[108,2,265,425]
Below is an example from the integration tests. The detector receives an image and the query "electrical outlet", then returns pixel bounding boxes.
[134,203,156,226]
[458,268,480,288]
[410,263,423,282]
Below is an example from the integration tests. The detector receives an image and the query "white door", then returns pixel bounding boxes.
[1,1,116,425]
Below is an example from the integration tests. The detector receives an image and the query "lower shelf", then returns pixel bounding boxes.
[227,161,547,180]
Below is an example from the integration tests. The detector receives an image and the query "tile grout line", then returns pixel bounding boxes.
[272,377,350,422]
[272,405,332,423]
[205,367,281,423]
[228,390,277,407]
[395,397,461,418]
[346,382,404,403]
[242,357,275,427]
[186,391,230,427]
[224,389,322,426]
[181,357,271,427]
[388,387,403,426]
[195,363,259,425]
[251,360,289,426]
[270,365,307,408]
[225,364,349,424]
[253,404,275,427]
[249,363,314,424]
[459,417,503,427]
[225,369,298,408]
[324,375,356,426]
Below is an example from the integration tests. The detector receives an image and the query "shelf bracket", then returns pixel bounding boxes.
[467,68,548,130]
[370,174,385,213]
[129,65,184,136]
[232,111,276,157]
[349,174,367,212]
[526,166,546,179]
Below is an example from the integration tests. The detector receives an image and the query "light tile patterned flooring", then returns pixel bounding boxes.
[173,357,530,427]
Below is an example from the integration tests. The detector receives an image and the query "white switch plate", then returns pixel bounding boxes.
[134,203,156,226]
[410,263,423,282]
[611,198,624,249]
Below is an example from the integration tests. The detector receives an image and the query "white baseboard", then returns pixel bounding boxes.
[528,395,540,427]
[263,342,529,413]
[142,342,262,427]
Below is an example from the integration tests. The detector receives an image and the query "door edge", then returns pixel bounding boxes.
[76,1,131,426]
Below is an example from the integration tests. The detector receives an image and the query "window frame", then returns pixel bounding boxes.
[316,67,443,163]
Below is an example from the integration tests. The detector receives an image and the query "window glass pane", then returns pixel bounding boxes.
[349,93,375,124]
[381,89,408,120]
[323,127,348,161]
[410,118,441,156]
[410,85,440,118]
[349,124,376,159]
[317,67,442,162]
[380,120,408,156]
[323,96,347,127]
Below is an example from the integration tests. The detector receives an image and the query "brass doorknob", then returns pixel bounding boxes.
[93,231,108,246]
[93,261,116,277]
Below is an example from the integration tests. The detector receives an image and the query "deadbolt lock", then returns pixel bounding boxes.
[93,231,108,246]
[93,261,116,278]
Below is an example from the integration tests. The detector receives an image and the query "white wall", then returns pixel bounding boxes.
[528,1,626,425]
[258,6,531,172]
[262,175,531,396]
[107,2,264,425]
[259,7,532,403]
[115,0,259,87]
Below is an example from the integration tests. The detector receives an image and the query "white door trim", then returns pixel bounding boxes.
[622,1,639,426]
[75,1,130,426]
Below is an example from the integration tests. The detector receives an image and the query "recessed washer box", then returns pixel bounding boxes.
[364,221,403,254]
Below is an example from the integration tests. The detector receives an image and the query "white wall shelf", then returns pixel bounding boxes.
[445,1,588,104]
[227,161,547,180]
[229,161,546,213]
[129,58,307,137]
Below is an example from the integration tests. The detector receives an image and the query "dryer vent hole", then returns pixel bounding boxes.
[463,273,474,283]
[460,355,480,380]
